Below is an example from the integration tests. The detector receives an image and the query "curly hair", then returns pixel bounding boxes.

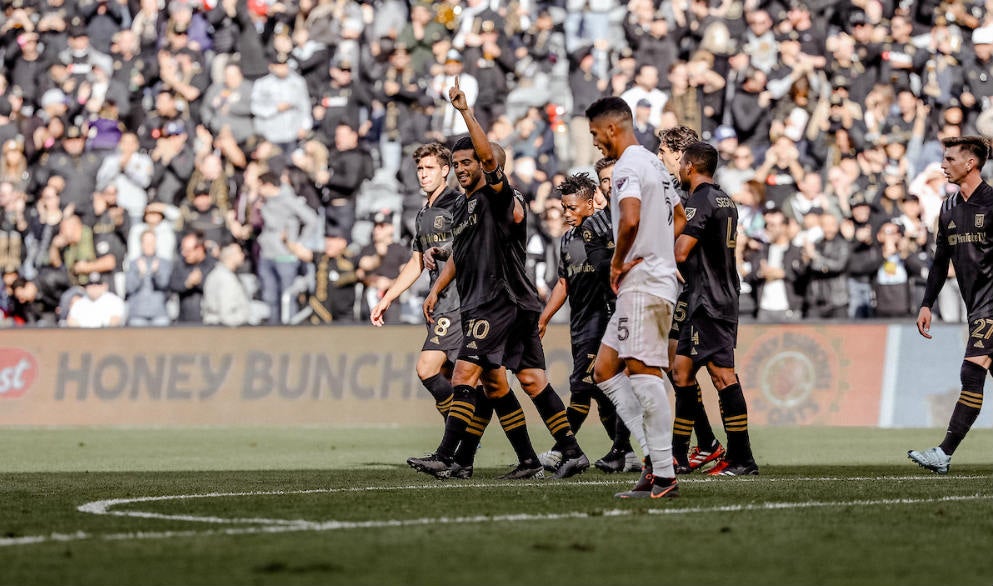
[556,172,598,201]
[657,125,699,154]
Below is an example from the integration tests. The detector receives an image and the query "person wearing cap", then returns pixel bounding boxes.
[284,226,360,324]
[177,181,228,252]
[632,98,659,152]
[127,202,179,265]
[150,119,197,206]
[169,231,216,324]
[57,16,114,83]
[48,213,113,288]
[33,125,103,216]
[961,26,993,122]
[250,51,313,150]
[357,211,410,323]
[65,270,126,328]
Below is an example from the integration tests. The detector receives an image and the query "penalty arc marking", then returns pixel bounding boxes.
[0,476,988,548]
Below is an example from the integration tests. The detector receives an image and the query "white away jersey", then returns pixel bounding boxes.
[610,144,680,302]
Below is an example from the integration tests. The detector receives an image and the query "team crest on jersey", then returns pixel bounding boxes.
[615,176,628,191]
[583,230,593,242]
[685,207,697,221]
[434,216,445,230]
[977,214,985,228]
[468,199,477,214]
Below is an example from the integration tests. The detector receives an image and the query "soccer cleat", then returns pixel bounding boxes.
[650,478,680,499]
[538,449,563,472]
[615,471,654,498]
[450,464,473,479]
[622,451,641,472]
[555,453,591,479]
[707,459,759,476]
[688,440,726,471]
[594,448,628,473]
[406,453,454,479]
[673,457,693,475]
[907,447,951,474]
[499,460,546,480]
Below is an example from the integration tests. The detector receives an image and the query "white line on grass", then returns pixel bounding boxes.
[2,492,987,548]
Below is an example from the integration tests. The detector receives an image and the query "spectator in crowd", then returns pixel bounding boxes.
[10,276,58,326]
[802,211,851,318]
[357,211,409,323]
[431,49,479,142]
[620,63,667,129]
[251,52,313,151]
[125,229,172,327]
[96,132,154,225]
[65,271,125,328]
[34,126,103,216]
[844,196,884,318]
[170,231,215,325]
[202,242,255,327]
[324,122,374,237]
[743,207,805,322]
[253,171,321,324]
[86,183,130,293]
[201,62,256,147]
[873,221,924,318]
[150,120,196,206]
[291,227,359,324]
[632,99,659,152]
[177,182,228,251]
[127,203,177,264]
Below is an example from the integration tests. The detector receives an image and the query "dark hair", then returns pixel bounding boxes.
[557,172,597,201]
[682,141,719,177]
[413,142,451,166]
[451,136,476,160]
[657,125,699,154]
[585,96,633,124]
[259,171,281,187]
[594,157,616,175]
[941,135,992,168]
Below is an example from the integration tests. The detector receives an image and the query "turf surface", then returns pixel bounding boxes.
[0,426,990,586]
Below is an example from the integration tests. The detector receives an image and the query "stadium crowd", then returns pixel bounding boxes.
[0,0,987,327]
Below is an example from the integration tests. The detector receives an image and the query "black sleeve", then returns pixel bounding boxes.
[920,215,950,309]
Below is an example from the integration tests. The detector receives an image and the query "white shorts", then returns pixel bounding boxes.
[601,290,673,368]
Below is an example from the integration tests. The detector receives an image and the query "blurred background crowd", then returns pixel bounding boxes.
[0,0,989,328]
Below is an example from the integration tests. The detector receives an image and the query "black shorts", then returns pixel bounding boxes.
[421,309,462,363]
[676,311,737,368]
[670,291,689,338]
[569,320,603,390]
[965,316,993,358]
[459,298,546,372]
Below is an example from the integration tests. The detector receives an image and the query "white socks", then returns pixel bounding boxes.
[630,373,674,479]
[597,372,648,455]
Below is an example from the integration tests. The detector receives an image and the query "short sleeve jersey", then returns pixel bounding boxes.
[451,174,543,312]
[559,209,615,329]
[923,182,993,321]
[610,144,679,303]
[412,186,461,315]
[680,181,741,322]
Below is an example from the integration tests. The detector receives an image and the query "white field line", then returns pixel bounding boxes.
[0,475,987,548]
[1,492,988,548]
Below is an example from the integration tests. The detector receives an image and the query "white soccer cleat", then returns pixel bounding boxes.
[907,446,951,474]
[538,449,562,472]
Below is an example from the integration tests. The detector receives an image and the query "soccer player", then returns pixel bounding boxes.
[370,142,491,478]
[536,173,639,474]
[672,141,759,477]
[657,126,724,474]
[410,77,589,480]
[909,136,993,474]
[594,157,615,209]
[587,96,684,499]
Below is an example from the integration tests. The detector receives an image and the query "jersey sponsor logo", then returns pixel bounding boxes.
[0,349,39,399]
[977,214,985,228]
[685,207,697,221]
[434,216,445,230]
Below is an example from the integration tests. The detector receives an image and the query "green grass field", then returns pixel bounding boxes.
[1,426,990,586]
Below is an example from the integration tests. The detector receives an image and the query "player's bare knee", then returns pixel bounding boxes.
[516,369,546,397]
[707,364,737,390]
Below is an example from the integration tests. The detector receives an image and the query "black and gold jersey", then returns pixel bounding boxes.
[680,181,740,323]
[451,180,542,312]
[559,209,615,332]
[921,182,993,321]
[413,186,461,315]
